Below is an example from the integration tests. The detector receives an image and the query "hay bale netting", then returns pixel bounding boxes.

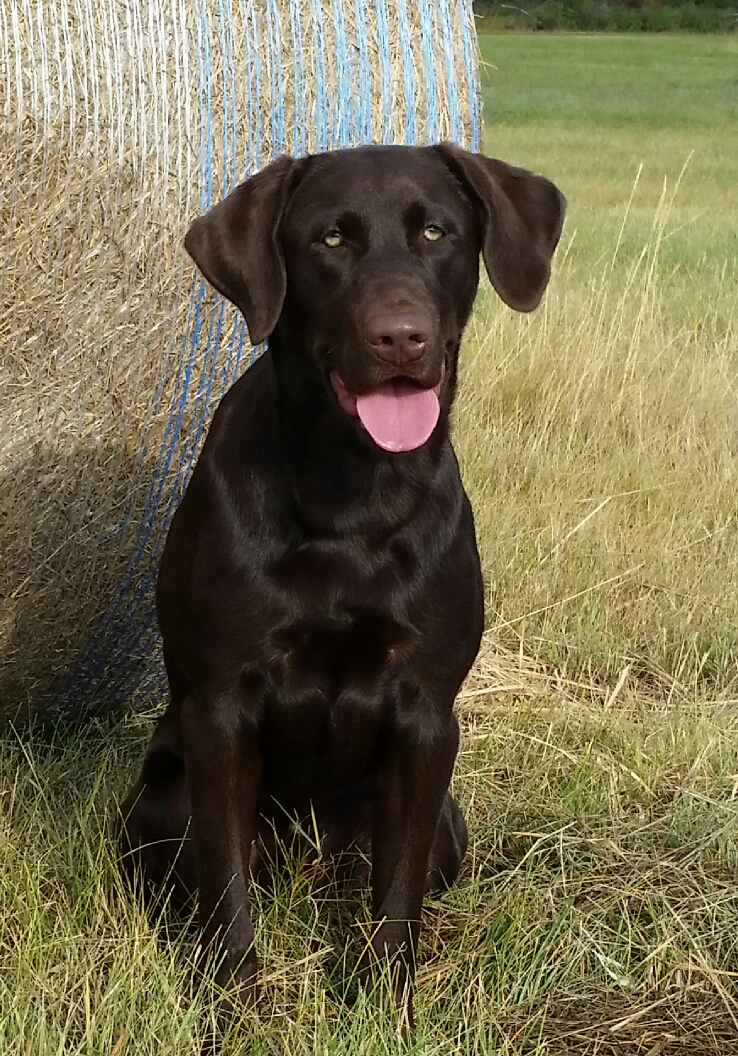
[0,0,481,722]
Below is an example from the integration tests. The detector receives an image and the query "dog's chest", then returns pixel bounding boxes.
[262,534,412,684]
[266,604,407,696]
[258,607,410,796]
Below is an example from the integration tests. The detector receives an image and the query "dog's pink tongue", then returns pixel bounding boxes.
[356,379,440,453]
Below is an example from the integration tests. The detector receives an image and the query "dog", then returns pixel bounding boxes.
[119,142,565,1022]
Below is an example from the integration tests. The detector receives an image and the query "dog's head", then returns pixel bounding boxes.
[185,144,565,453]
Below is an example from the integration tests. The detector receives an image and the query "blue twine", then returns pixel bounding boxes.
[331,0,350,147]
[437,0,462,144]
[395,0,417,145]
[458,0,481,151]
[311,0,328,153]
[223,0,239,191]
[373,0,394,144]
[351,0,371,144]
[243,0,256,172]
[245,0,263,166]
[265,0,285,155]
[290,0,306,157]
[416,0,439,144]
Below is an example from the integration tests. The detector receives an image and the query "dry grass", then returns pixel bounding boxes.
[455,179,738,690]
[459,35,738,690]
[1,640,737,1053]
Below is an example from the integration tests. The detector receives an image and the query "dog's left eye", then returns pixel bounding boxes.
[323,230,344,248]
[422,224,445,242]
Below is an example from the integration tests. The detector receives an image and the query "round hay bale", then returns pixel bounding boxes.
[0,0,481,722]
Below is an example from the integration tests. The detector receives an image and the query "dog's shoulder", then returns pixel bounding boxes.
[208,351,276,444]
[170,351,285,531]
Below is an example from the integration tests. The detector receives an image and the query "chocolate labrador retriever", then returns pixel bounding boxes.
[120,143,565,1021]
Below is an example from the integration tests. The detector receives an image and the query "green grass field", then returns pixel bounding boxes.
[2,34,738,1056]
[464,33,738,688]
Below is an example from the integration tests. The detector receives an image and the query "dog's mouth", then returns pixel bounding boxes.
[329,368,444,453]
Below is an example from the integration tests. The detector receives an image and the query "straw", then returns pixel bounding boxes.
[0,0,481,720]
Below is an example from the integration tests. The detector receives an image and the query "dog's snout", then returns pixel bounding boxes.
[365,310,432,366]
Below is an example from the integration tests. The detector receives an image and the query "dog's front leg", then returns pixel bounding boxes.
[181,688,261,1000]
[366,703,460,1026]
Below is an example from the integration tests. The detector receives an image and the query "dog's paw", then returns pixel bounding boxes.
[357,922,415,1030]
[213,948,259,1004]
[191,942,259,1006]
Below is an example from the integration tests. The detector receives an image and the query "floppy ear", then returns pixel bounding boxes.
[434,142,566,312]
[184,154,303,344]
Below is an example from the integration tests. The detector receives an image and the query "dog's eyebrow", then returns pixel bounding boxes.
[403,199,464,232]
[301,209,366,239]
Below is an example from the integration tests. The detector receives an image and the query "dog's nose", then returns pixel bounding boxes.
[365,311,432,366]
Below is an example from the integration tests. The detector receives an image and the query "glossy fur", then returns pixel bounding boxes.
[119,143,565,1022]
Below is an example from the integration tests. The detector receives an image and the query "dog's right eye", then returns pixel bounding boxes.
[322,230,343,248]
[422,224,445,242]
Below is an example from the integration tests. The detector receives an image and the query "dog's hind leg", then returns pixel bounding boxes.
[425,792,468,894]
[118,704,197,908]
